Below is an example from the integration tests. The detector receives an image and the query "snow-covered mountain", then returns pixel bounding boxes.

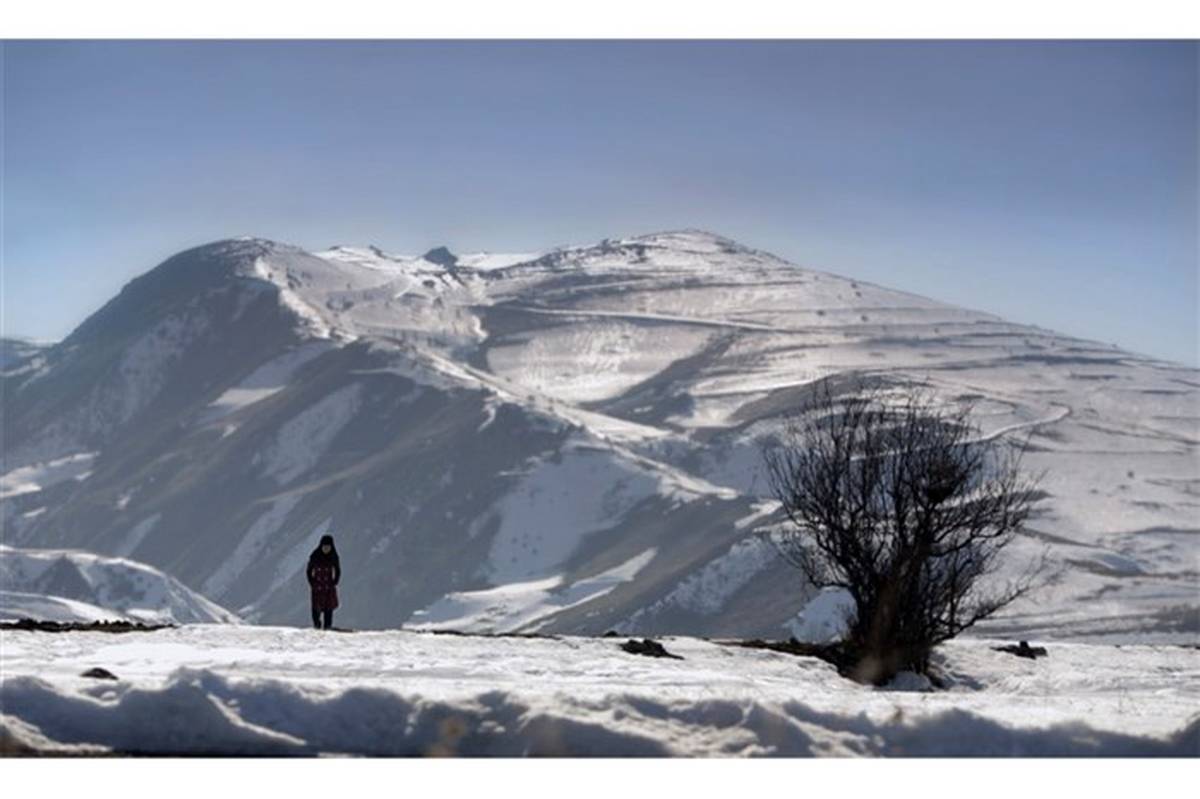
[2,231,1196,639]
[0,338,51,372]
[0,545,239,624]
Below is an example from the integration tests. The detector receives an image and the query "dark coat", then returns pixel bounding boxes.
[307,539,340,611]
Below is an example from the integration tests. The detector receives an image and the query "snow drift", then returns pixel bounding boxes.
[0,626,1195,756]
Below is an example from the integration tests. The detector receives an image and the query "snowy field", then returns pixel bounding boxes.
[1,625,1197,757]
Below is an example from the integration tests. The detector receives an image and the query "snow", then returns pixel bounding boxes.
[250,246,487,351]
[549,403,674,445]
[455,251,542,271]
[0,546,238,625]
[0,591,130,624]
[251,256,337,340]
[202,495,303,599]
[0,337,51,373]
[507,304,780,333]
[108,310,211,425]
[734,500,781,529]
[485,320,713,403]
[201,342,334,422]
[315,245,407,271]
[484,442,699,584]
[114,513,161,558]
[0,626,1194,756]
[410,549,657,633]
[787,588,856,643]
[258,383,362,485]
[626,536,777,623]
[0,452,97,499]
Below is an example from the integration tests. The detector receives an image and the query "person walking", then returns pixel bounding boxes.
[306,534,340,630]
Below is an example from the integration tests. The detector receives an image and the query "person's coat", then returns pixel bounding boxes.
[307,536,340,612]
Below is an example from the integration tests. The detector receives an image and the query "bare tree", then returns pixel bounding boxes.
[762,380,1041,684]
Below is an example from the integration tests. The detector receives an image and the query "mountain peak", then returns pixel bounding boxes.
[194,236,304,259]
[422,246,459,269]
[144,237,307,279]
[627,229,739,247]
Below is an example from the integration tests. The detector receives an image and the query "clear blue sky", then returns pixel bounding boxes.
[3,40,1196,364]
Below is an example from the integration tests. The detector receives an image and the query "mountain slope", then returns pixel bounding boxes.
[2,231,1196,639]
[0,338,52,372]
[0,545,238,624]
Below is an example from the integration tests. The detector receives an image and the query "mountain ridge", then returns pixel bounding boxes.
[1,228,1181,367]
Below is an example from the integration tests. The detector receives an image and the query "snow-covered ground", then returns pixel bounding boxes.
[0,626,1195,756]
[0,452,97,500]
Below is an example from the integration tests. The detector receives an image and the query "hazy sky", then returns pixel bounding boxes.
[3,40,1196,363]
